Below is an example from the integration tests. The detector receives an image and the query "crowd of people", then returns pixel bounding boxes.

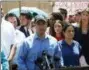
[1,4,89,70]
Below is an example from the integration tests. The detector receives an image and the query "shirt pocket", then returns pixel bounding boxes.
[27,47,38,62]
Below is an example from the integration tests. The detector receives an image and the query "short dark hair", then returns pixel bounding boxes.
[59,8,67,18]
[20,12,33,20]
[5,13,17,20]
[5,13,20,26]
[63,24,74,32]
[51,12,63,21]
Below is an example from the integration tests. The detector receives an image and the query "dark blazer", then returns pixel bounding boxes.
[19,26,30,37]
[74,27,89,65]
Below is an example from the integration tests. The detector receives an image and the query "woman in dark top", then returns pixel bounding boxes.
[74,8,89,65]
[53,20,64,41]
[58,24,81,66]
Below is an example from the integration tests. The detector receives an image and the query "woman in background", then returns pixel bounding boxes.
[51,20,64,41]
[46,12,63,34]
[58,24,81,66]
[74,8,89,65]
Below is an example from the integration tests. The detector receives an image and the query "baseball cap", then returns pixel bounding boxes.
[35,15,47,23]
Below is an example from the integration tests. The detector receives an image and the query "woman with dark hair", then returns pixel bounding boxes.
[46,12,63,34]
[51,20,64,41]
[58,24,81,66]
[74,8,89,65]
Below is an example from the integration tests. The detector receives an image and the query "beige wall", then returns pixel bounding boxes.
[2,1,53,15]
[2,1,20,14]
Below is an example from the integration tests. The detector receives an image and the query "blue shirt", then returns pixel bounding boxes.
[58,40,81,67]
[17,33,63,70]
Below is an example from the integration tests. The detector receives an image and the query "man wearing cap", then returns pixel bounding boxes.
[19,10,33,37]
[17,15,63,70]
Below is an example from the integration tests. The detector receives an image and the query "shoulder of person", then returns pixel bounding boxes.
[57,40,63,48]
[18,35,33,48]
[74,26,81,34]
[72,22,78,27]
[73,40,81,48]
[47,35,57,42]
[19,34,37,49]
[1,19,15,36]
[16,29,25,36]
[73,26,80,31]
[25,34,35,42]
[58,40,63,44]
[2,19,14,28]
[73,40,82,50]
[73,40,80,45]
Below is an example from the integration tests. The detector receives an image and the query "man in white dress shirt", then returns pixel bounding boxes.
[1,18,15,59]
[5,13,26,69]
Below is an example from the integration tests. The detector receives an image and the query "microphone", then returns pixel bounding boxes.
[35,50,54,70]
[35,57,44,70]
[42,50,51,70]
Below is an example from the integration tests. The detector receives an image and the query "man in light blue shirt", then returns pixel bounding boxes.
[17,15,63,70]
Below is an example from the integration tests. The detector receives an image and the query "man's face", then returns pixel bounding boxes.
[7,16,17,28]
[20,15,30,26]
[68,15,75,23]
[75,14,81,23]
[35,20,47,35]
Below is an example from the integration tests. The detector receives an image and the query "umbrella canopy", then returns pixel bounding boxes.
[28,7,48,18]
[8,7,29,17]
[8,7,48,18]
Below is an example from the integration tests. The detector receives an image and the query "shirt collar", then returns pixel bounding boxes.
[34,33,49,40]
[62,40,74,47]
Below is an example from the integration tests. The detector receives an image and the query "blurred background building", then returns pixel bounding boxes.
[1,1,89,16]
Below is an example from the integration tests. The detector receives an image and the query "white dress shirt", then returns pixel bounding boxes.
[13,29,26,64]
[1,19,15,58]
[14,29,26,45]
[72,22,80,27]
